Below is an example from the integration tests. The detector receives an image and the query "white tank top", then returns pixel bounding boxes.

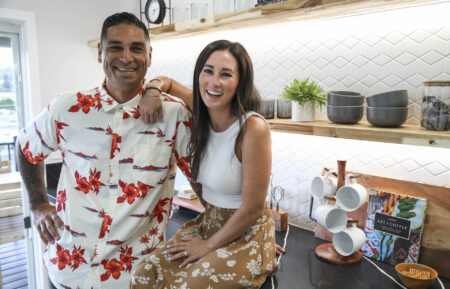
[197,111,265,209]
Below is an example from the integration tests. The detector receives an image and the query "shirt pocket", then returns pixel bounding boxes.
[132,144,172,185]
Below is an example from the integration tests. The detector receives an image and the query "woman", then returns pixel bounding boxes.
[131,40,277,288]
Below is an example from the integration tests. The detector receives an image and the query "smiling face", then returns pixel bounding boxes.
[198,49,239,114]
[98,23,151,97]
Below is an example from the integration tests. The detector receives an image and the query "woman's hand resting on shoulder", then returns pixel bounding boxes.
[139,85,164,123]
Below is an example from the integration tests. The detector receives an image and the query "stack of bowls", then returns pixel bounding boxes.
[327,91,365,124]
[366,90,408,127]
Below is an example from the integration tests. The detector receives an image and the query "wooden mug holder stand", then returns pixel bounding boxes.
[314,160,363,265]
[315,218,363,265]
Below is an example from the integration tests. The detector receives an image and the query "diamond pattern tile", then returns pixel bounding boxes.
[152,2,450,230]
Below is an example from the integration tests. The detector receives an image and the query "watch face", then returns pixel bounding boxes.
[145,0,166,24]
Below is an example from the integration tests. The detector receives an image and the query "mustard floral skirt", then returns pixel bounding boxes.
[131,202,278,289]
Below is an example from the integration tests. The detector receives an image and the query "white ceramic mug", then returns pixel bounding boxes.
[311,171,337,199]
[335,174,367,212]
[314,198,348,233]
[333,223,366,256]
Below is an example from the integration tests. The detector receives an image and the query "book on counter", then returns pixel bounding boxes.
[362,189,427,265]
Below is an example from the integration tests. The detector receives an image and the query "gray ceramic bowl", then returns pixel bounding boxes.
[366,90,408,107]
[366,107,408,127]
[328,91,364,106]
[327,105,364,124]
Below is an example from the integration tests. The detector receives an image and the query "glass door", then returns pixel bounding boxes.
[0,27,35,289]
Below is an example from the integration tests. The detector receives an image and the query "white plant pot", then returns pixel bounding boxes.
[292,101,315,122]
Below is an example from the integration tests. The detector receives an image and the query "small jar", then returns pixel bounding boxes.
[261,99,275,119]
[421,81,450,131]
[277,99,292,119]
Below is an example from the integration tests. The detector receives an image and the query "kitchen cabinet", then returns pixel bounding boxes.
[87,0,434,46]
[268,119,450,149]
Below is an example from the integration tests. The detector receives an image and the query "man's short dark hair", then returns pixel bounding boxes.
[101,12,150,42]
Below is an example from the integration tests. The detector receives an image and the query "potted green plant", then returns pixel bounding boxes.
[281,78,327,121]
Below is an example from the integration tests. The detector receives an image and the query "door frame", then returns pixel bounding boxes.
[0,8,46,289]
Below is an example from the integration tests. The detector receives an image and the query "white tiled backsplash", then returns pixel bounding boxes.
[152,1,450,230]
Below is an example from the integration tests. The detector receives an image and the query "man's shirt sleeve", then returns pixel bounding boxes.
[18,98,60,164]
[173,107,192,182]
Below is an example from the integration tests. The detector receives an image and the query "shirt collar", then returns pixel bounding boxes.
[97,81,146,114]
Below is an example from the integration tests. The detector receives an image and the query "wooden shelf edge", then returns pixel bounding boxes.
[87,0,433,46]
[268,119,450,149]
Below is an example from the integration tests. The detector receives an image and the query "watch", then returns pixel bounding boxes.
[145,0,166,24]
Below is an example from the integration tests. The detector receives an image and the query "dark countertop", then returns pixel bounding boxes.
[169,208,449,289]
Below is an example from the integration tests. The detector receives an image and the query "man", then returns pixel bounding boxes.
[16,12,191,288]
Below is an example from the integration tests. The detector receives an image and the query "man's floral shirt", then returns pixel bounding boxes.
[18,83,191,288]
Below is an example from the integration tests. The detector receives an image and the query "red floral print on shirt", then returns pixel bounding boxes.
[137,181,153,199]
[164,133,176,148]
[123,106,140,119]
[148,226,159,236]
[89,169,105,195]
[68,92,96,114]
[22,141,45,164]
[83,207,112,239]
[50,244,72,270]
[106,126,121,159]
[100,258,124,281]
[34,122,55,151]
[67,149,98,160]
[70,245,87,271]
[139,227,161,256]
[138,128,165,137]
[56,189,67,212]
[119,246,138,273]
[64,225,87,237]
[117,180,139,204]
[139,235,150,244]
[93,92,102,110]
[98,210,113,239]
[152,197,170,223]
[175,150,191,180]
[74,171,92,194]
[55,120,69,144]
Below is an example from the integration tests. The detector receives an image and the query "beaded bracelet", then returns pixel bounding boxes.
[146,86,161,94]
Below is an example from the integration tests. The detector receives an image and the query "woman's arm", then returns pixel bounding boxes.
[140,77,194,123]
[166,116,272,267]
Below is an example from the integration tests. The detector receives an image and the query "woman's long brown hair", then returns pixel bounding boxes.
[189,40,261,181]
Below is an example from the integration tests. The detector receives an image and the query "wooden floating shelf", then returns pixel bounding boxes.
[268,119,450,149]
[87,0,434,46]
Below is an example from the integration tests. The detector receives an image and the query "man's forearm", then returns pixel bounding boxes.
[16,142,48,209]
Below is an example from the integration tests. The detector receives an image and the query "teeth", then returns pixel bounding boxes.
[116,67,136,72]
[207,89,222,96]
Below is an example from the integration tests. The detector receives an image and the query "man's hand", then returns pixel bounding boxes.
[32,203,64,245]
[139,87,163,123]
